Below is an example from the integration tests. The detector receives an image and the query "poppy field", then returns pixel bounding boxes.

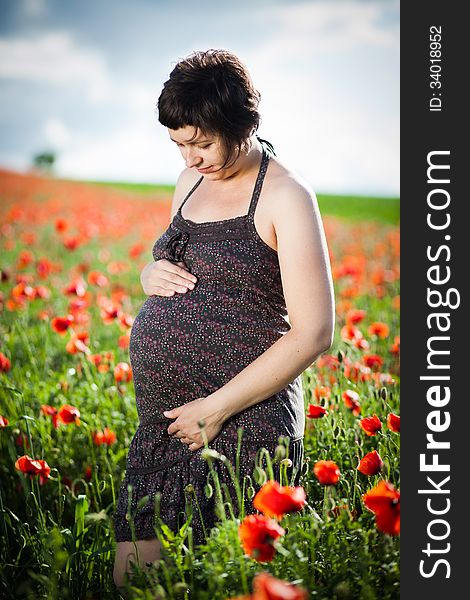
[0,168,400,599]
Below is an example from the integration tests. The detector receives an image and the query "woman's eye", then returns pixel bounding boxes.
[199,144,212,149]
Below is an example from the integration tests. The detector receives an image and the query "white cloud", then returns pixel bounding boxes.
[251,0,398,61]
[0,1,399,195]
[56,124,166,183]
[0,31,111,102]
[125,82,160,111]
[43,117,71,148]
[236,0,400,195]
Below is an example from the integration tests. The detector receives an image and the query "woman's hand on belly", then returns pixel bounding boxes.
[163,397,226,451]
[141,259,198,296]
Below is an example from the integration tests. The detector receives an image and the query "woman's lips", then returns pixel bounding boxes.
[197,166,213,173]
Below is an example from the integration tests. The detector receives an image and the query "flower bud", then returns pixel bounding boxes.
[253,466,267,486]
[201,448,220,461]
[274,444,287,460]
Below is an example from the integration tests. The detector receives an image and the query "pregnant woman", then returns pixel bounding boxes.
[113,49,334,593]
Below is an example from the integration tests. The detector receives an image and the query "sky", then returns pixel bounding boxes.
[0,0,399,196]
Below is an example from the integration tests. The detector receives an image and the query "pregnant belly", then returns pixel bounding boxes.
[128,285,287,419]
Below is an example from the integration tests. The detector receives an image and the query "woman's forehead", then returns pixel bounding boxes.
[168,125,215,144]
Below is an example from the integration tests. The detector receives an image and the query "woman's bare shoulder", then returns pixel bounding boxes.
[170,168,201,218]
[265,156,327,261]
[265,155,318,217]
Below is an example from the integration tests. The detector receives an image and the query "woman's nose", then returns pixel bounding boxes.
[185,148,202,168]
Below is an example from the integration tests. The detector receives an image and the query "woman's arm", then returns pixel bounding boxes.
[165,178,335,449]
[211,178,335,421]
[140,168,200,296]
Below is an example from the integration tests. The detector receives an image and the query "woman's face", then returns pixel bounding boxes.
[168,125,237,180]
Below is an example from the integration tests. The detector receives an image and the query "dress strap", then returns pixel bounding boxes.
[247,137,273,218]
[179,175,204,211]
[178,136,274,218]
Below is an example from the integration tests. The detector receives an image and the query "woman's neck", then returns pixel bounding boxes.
[211,135,263,185]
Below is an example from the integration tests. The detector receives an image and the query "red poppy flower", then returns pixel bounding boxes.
[314,385,331,400]
[252,571,308,600]
[313,460,341,485]
[36,459,51,484]
[346,309,366,325]
[0,352,11,372]
[66,332,91,355]
[40,404,56,417]
[93,427,117,446]
[118,312,134,329]
[387,413,400,433]
[87,270,109,287]
[34,285,50,299]
[63,236,82,251]
[55,218,68,233]
[12,281,36,302]
[253,480,306,519]
[87,354,102,367]
[15,455,51,484]
[371,372,396,387]
[36,257,54,280]
[129,242,146,259]
[359,415,382,436]
[51,315,74,335]
[367,322,390,339]
[362,354,384,370]
[57,404,80,425]
[15,455,41,475]
[40,404,59,428]
[353,337,370,350]
[357,450,384,476]
[100,302,121,324]
[238,514,285,562]
[344,360,371,383]
[307,404,328,419]
[114,362,132,383]
[16,250,34,269]
[342,390,361,415]
[118,333,130,350]
[15,433,30,448]
[315,354,340,370]
[68,297,89,313]
[363,480,400,536]
[63,278,87,297]
[340,324,363,343]
[93,431,104,446]
[390,336,400,355]
[0,415,9,427]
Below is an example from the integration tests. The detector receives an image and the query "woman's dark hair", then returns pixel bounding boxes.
[157,49,261,169]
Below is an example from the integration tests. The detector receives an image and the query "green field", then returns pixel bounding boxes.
[1,173,400,598]
[62,178,400,225]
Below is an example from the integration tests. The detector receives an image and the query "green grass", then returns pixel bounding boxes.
[0,206,400,598]
[60,178,175,196]
[316,194,399,225]
[63,178,400,225]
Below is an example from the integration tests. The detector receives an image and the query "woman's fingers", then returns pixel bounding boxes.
[162,261,197,288]
[142,259,198,296]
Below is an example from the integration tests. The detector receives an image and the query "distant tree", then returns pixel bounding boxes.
[32,151,56,175]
